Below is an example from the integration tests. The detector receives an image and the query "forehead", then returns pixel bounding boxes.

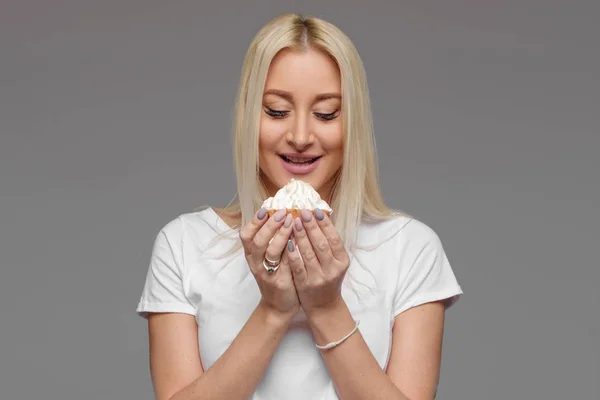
[264,48,341,94]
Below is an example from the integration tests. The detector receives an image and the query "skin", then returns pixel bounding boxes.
[147,48,447,400]
[259,47,344,202]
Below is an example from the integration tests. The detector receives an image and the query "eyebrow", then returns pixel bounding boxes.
[264,89,341,102]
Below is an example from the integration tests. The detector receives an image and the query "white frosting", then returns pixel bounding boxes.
[261,179,333,213]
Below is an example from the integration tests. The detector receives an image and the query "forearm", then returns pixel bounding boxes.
[307,300,409,400]
[170,301,292,400]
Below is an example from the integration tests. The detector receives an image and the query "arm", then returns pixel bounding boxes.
[307,298,446,400]
[142,209,299,400]
[149,301,293,400]
[287,210,460,399]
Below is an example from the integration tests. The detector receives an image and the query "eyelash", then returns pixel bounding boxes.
[264,108,339,121]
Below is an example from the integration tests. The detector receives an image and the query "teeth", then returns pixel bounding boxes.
[283,156,316,163]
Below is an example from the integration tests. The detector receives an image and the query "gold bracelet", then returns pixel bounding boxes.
[315,320,360,350]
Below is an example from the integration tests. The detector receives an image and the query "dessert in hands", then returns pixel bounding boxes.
[261,179,333,219]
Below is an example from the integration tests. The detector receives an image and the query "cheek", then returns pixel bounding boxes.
[259,119,286,171]
[318,122,344,154]
[259,118,287,146]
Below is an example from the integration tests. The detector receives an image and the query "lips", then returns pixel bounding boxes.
[280,155,321,164]
[278,154,321,175]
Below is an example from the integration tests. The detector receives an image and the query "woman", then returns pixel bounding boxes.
[137,13,462,400]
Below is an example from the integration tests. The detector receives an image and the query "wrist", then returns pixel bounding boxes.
[304,295,346,322]
[305,297,357,349]
[257,300,296,328]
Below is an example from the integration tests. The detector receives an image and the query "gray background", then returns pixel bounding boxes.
[1,1,598,399]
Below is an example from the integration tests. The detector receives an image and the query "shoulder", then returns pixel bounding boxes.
[398,217,443,247]
[358,213,441,248]
[156,207,225,244]
[356,215,450,273]
[394,217,448,266]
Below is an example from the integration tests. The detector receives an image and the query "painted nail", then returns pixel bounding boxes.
[284,213,292,227]
[273,209,286,222]
[257,208,267,220]
[287,239,294,252]
[294,217,303,231]
[314,208,324,221]
[300,209,312,222]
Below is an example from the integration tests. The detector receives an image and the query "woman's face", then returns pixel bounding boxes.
[259,48,343,202]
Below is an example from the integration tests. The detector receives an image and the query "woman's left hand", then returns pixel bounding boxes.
[287,208,351,315]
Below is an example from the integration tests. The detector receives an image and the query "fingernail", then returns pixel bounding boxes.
[287,239,294,252]
[273,209,286,222]
[300,209,312,222]
[257,208,267,220]
[314,208,324,221]
[294,217,303,231]
[284,213,292,227]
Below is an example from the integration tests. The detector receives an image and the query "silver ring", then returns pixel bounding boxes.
[263,258,280,273]
[263,256,280,267]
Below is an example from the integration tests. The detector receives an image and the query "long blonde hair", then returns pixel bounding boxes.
[198,13,404,255]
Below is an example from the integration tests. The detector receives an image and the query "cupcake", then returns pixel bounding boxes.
[261,178,333,219]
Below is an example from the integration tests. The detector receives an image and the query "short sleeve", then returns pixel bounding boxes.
[136,217,197,319]
[393,220,463,316]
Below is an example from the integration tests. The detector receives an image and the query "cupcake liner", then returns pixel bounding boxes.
[266,209,331,219]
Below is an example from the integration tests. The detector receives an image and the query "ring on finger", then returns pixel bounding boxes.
[263,258,280,273]
[264,255,280,267]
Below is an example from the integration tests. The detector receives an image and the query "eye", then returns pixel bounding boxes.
[264,108,289,118]
[314,110,339,121]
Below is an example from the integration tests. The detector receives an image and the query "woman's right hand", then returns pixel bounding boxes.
[239,208,299,319]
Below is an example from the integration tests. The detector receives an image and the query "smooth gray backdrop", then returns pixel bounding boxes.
[1,1,598,399]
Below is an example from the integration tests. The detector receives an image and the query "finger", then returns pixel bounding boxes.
[264,213,294,263]
[299,209,334,267]
[249,209,287,264]
[313,208,348,263]
[239,207,269,256]
[276,242,293,279]
[293,216,322,280]
[286,237,306,287]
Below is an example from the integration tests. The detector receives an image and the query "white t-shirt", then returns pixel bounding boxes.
[136,207,462,399]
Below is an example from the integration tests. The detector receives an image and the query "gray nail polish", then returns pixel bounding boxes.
[287,239,294,252]
[274,209,286,222]
[314,208,324,221]
[284,213,293,227]
[257,208,267,219]
[294,217,303,231]
[300,209,312,222]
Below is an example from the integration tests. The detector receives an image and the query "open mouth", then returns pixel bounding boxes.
[279,155,321,165]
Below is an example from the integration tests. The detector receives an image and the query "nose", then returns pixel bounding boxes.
[286,114,313,149]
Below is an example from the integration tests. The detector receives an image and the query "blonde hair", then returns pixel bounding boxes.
[197,13,405,255]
